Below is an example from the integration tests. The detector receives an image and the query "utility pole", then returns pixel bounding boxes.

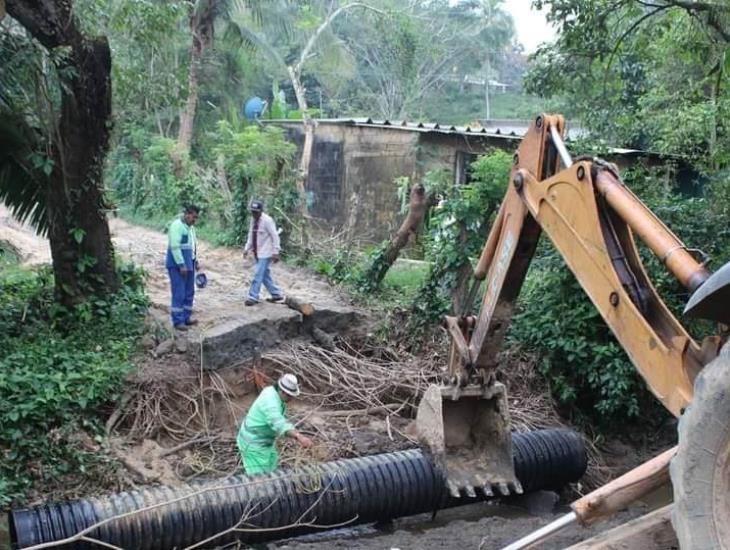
[484,55,491,122]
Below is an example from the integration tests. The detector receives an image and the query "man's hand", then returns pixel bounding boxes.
[272,254,280,264]
[195,260,200,271]
[180,266,189,277]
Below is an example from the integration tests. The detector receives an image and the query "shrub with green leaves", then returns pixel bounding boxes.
[0,263,148,505]
[407,152,510,336]
[108,126,219,220]
[212,122,298,246]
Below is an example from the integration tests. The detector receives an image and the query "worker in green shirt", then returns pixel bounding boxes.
[237,374,313,475]
[166,205,199,330]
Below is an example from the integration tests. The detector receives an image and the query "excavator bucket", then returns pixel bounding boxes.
[415,383,522,498]
[685,260,730,325]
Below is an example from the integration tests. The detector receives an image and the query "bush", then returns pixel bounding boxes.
[0,263,148,505]
[108,122,299,248]
[407,152,510,337]
[108,127,221,222]
[212,122,298,246]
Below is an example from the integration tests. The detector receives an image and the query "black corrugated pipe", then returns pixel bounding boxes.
[10,428,586,549]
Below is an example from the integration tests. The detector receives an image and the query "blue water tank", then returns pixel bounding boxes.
[243,97,265,120]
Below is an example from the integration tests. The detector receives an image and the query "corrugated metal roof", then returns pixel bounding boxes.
[266,118,671,157]
[267,117,520,139]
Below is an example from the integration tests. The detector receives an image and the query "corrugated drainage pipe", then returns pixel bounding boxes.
[10,428,586,549]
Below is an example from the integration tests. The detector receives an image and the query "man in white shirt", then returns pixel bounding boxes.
[243,200,285,306]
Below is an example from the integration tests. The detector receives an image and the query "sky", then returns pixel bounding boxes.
[502,0,557,54]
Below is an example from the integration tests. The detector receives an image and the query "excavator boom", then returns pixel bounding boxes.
[416,114,729,498]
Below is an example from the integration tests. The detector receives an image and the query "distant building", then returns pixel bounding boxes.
[267,118,683,242]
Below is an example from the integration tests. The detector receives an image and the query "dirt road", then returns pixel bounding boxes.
[0,205,355,330]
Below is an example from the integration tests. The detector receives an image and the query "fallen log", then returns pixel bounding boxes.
[362,183,430,289]
[285,295,314,316]
[318,403,403,417]
[566,505,676,550]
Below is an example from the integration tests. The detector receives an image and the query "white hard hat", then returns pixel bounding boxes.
[278,374,300,397]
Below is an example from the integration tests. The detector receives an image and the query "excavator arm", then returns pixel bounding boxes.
[416,114,729,498]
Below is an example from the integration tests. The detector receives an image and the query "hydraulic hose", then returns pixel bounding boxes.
[10,428,586,549]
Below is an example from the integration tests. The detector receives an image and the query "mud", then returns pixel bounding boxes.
[273,502,653,549]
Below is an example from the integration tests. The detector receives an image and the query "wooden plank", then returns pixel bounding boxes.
[573,447,675,525]
[566,505,677,550]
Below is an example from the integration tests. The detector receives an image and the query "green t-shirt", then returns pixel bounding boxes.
[237,386,294,448]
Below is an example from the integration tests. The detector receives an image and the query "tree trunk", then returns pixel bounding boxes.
[177,1,217,155]
[7,0,119,307]
[363,183,429,288]
[288,65,313,248]
[177,29,203,154]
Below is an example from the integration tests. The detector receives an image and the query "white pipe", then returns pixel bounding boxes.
[500,511,578,550]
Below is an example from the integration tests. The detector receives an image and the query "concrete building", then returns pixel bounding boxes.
[269,118,681,242]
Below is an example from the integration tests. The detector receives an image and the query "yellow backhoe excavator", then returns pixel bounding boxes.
[416,114,730,548]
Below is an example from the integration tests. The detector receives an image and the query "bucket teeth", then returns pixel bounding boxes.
[509,481,524,495]
[464,485,477,498]
[497,482,510,496]
[447,481,461,498]
[482,483,494,497]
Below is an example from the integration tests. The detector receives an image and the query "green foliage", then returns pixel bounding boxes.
[108,122,297,246]
[408,151,510,336]
[528,1,730,168]
[109,127,217,219]
[212,122,298,245]
[0,263,148,505]
[509,165,730,427]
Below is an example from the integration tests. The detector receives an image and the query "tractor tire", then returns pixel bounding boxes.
[671,341,730,549]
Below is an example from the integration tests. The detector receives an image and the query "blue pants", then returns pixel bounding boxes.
[168,267,195,326]
[248,258,282,302]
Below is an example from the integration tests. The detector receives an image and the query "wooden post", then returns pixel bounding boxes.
[572,447,675,526]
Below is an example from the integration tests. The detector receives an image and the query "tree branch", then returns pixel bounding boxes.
[293,2,386,77]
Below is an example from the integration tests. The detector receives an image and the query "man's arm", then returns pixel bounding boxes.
[169,221,186,268]
[265,217,281,256]
[261,395,312,447]
[243,220,253,255]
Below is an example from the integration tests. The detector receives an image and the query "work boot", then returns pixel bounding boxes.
[174,324,188,331]
[185,319,199,326]
[245,299,258,306]
[266,295,285,303]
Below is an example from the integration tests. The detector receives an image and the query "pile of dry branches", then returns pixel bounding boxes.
[264,341,442,412]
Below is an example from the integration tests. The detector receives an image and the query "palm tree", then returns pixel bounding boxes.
[226,0,383,244]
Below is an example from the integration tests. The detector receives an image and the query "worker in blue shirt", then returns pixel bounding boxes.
[166,205,200,330]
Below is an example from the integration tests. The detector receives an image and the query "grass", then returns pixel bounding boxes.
[382,261,428,293]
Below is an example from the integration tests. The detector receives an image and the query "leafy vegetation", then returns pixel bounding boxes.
[407,152,509,336]
[109,122,299,246]
[0,259,148,505]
